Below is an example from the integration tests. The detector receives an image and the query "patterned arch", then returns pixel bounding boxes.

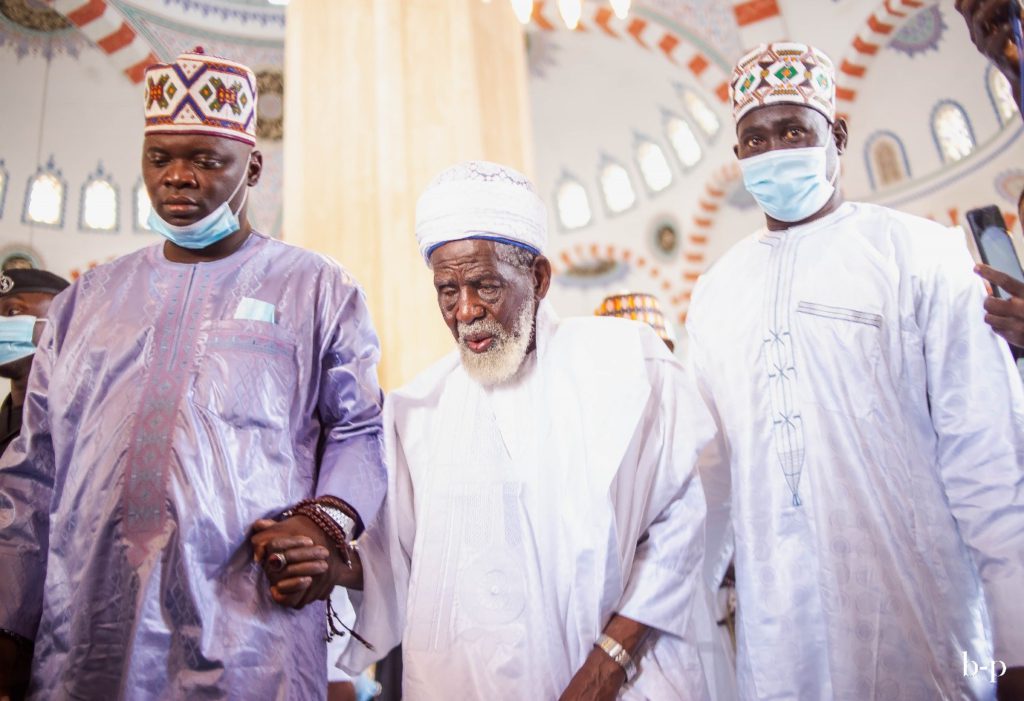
[49,0,159,83]
[670,163,741,322]
[550,241,688,310]
[528,1,733,105]
[834,0,937,120]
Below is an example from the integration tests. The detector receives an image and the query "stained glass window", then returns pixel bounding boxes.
[988,66,1018,126]
[556,175,592,229]
[23,159,65,228]
[599,160,636,214]
[932,102,975,164]
[682,90,720,138]
[666,116,702,169]
[636,139,673,193]
[866,133,910,189]
[80,165,119,232]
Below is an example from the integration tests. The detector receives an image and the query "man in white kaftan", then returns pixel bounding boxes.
[337,161,713,700]
[686,42,1024,700]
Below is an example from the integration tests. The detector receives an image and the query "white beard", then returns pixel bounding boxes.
[457,293,535,387]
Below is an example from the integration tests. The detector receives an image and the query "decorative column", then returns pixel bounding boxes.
[283,0,534,389]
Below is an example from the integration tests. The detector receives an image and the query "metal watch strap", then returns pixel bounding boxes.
[595,633,637,682]
[317,503,356,541]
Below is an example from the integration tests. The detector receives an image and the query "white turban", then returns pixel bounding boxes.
[414,160,548,265]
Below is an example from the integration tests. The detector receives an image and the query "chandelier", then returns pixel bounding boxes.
[498,0,631,29]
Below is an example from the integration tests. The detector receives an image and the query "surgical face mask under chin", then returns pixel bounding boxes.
[739,145,839,224]
[147,160,250,250]
[0,315,38,367]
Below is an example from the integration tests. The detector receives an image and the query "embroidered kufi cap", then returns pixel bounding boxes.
[595,292,676,350]
[730,42,836,124]
[144,47,257,145]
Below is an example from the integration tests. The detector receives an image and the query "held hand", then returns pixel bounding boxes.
[976,264,1024,348]
[998,666,1024,700]
[558,648,626,701]
[250,516,362,608]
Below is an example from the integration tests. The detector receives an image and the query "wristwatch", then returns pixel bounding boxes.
[316,502,357,541]
[595,633,637,682]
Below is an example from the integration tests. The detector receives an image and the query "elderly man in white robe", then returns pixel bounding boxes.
[317,161,712,699]
[686,42,1024,700]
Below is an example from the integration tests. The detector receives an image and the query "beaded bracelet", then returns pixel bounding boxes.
[278,497,373,649]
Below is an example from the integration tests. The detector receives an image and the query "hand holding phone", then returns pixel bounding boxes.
[966,206,1024,353]
[965,205,1024,300]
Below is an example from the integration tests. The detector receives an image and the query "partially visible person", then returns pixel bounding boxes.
[0,48,385,700]
[973,187,1024,350]
[957,0,1023,115]
[0,269,69,457]
[303,161,713,699]
[595,292,677,351]
[593,291,740,699]
[688,41,1024,700]
[977,261,1024,349]
[327,589,382,701]
[957,0,1024,350]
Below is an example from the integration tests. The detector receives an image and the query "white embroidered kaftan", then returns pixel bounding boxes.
[687,202,1024,701]
[341,302,714,700]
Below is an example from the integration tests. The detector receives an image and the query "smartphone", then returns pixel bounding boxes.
[965,205,1024,300]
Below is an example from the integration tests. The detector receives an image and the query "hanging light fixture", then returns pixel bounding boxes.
[609,0,630,19]
[558,0,582,29]
[509,0,532,24]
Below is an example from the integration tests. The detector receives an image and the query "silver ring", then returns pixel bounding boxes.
[268,552,287,572]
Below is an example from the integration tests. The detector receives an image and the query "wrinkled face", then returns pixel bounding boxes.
[0,291,55,378]
[430,239,541,385]
[735,103,845,171]
[142,133,255,226]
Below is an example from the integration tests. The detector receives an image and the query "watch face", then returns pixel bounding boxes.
[322,505,354,535]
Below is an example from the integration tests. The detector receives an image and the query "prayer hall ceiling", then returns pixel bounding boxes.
[2,0,1023,338]
[520,0,1024,328]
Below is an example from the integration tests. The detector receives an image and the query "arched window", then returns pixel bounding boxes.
[665,114,703,169]
[987,65,1018,126]
[681,89,720,138]
[864,132,911,189]
[22,157,66,228]
[0,159,8,219]
[556,173,592,230]
[635,137,673,193]
[80,163,119,232]
[931,101,976,164]
[134,179,154,232]
[598,158,636,215]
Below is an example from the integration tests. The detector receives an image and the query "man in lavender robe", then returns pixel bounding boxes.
[0,49,385,701]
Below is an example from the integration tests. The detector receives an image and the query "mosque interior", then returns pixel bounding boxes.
[1,0,1023,386]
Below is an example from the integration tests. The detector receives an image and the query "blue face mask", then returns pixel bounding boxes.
[147,159,250,250]
[0,315,38,367]
[739,146,839,224]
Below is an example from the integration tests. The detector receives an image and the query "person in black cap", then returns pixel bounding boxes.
[0,268,69,456]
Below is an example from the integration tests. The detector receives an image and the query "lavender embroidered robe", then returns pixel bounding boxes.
[0,233,386,700]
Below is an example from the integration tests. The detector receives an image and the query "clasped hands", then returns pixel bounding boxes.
[250,514,363,608]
